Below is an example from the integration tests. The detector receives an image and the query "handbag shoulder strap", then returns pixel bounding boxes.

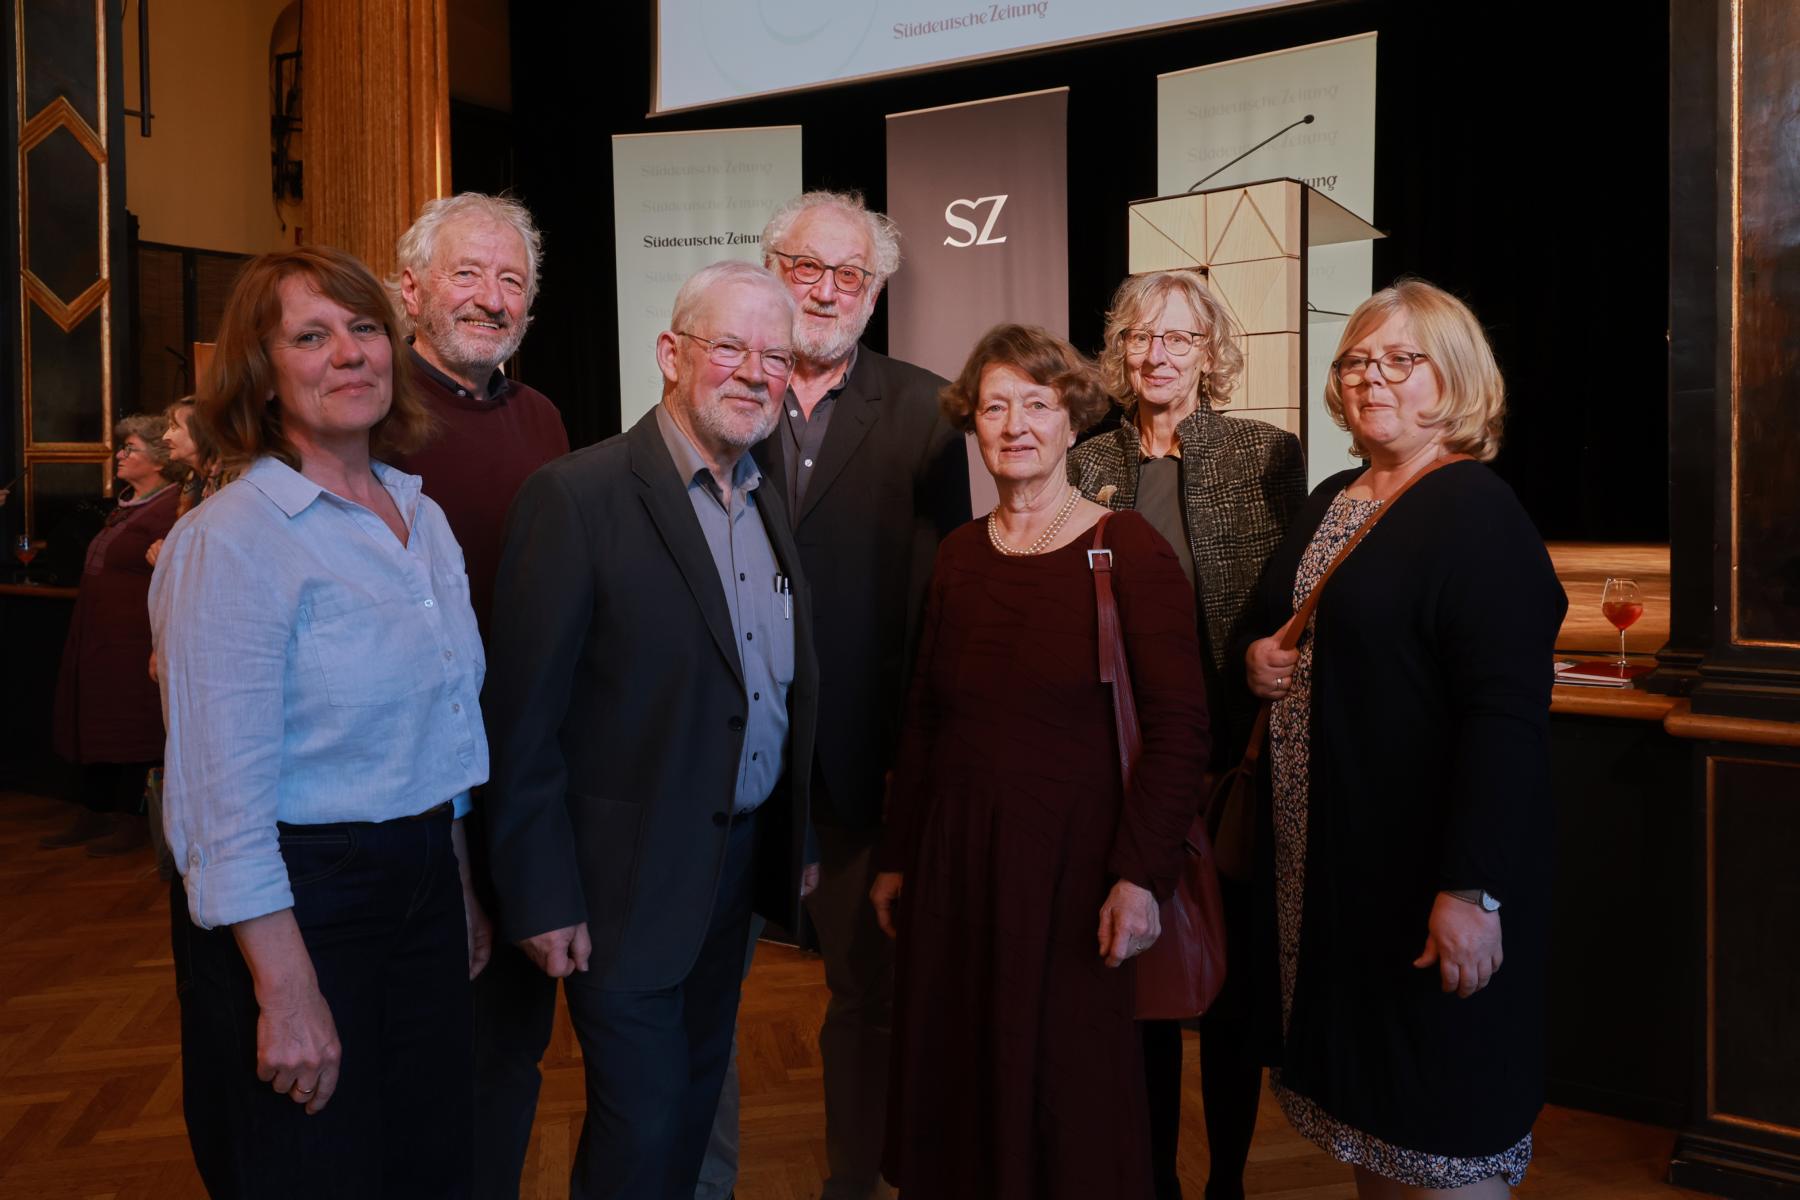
[1237,453,1472,767]
[1089,513,1141,791]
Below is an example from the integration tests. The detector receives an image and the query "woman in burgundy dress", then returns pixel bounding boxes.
[43,412,183,855]
[870,325,1210,1199]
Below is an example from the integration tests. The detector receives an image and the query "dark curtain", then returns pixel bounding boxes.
[507,0,1669,541]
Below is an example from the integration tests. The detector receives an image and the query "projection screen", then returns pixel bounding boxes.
[653,1,1317,114]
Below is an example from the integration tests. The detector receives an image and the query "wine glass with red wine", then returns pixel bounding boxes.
[1600,577,1643,671]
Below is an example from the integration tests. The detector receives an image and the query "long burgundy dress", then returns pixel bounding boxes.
[881,512,1210,1200]
[52,483,180,764]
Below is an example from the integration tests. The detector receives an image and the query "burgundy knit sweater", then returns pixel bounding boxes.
[389,351,570,637]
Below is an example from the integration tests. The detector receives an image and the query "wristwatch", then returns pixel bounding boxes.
[1445,888,1501,912]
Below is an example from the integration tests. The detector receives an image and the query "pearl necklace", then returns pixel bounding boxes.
[988,486,1080,556]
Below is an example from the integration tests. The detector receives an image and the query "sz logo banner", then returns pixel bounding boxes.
[943,194,1011,247]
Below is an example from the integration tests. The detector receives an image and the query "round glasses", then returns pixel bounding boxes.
[1121,328,1202,357]
[1331,351,1431,385]
[676,331,797,378]
[771,251,875,296]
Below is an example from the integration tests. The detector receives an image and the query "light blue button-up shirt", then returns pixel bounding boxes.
[149,456,488,929]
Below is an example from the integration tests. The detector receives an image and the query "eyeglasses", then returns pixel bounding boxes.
[1331,351,1431,385]
[676,331,797,378]
[1121,328,1203,357]
[115,444,144,458]
[770,251,875,295]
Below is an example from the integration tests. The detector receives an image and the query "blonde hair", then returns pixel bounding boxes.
[1097,270,1245,410]
[1323,278,1505,462]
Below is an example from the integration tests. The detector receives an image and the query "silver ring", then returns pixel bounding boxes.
[296,1087,315,1096]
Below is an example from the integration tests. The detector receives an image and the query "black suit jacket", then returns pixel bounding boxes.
[483,409,820,989]
[753,346,968,829]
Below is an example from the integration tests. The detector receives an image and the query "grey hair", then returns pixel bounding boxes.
[669,260,798,334]
[760,190,902,282]
[392,192,544,310]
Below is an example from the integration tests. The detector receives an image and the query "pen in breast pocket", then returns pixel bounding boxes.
[775,573,792,620]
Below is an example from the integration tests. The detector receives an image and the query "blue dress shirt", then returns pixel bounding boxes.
[149,457,488,929]
[654,406,793,813]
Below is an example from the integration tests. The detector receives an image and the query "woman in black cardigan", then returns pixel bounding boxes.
[1243,279,1566,1198]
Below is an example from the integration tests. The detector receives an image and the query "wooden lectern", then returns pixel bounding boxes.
[1126,178,1383,438]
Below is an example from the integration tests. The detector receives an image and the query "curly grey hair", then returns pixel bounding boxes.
[393,192,544,310]
[760,190,902,283]
[1097,270,1245,411]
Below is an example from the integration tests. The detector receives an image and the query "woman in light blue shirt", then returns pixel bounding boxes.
[150,246,490,1199]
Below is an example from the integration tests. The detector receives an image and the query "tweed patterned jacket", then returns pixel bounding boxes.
[1067,406,1307,679]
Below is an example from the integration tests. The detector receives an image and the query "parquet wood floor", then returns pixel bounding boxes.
[0,792,1703,1200]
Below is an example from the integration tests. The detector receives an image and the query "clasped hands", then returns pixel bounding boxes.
[871,873,1161,969]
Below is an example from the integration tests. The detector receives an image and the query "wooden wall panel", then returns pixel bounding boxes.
[303,0,449,278]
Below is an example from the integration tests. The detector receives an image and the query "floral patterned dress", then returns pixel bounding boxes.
[1266,490,1533,1188]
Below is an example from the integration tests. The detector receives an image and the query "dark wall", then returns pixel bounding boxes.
[507,1,1669,541]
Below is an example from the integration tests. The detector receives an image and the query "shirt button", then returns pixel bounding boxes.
[803,458,814,467]
[789,409,799,417]
[746,631,753,641]
[753,691,760,701]
[452,703,462,713]
[728,716,745,732]
[423,598,435,608]
[443,649,454,661]
[751,751,760,761]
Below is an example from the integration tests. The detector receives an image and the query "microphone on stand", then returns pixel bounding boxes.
[1187,114,1315,193]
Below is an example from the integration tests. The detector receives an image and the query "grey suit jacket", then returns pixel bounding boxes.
[483,409,820,989]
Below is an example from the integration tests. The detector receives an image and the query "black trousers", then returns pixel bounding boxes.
[170,807,472,1199]
[1145,876,1262,1200]
[470,939,559,1198]
[564,805,762,1200]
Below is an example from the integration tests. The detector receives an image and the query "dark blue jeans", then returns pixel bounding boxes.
[565,805,762,1200]
[170,806,472,1199]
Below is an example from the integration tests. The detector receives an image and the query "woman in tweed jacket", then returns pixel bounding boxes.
[1067,269,1305,1200]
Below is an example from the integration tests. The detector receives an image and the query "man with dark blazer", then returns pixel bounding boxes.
[736,191,969,1200]
[482,260,819,1199]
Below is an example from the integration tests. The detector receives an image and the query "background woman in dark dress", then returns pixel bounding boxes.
[870,325,1210,1200]
[43,413,183,856]
[1069,269,1306,1200]
[1242,280,1566,1198]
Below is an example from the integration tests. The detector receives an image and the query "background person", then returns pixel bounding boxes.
[871,324,1209,1200]
[146,395,219,570]
[1068,268,1306,1200]
[150,246,491,1198]
[1242,279,1565,1200]
[42,413,183,856]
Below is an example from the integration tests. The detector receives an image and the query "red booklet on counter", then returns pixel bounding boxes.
[1554,660,1653,687]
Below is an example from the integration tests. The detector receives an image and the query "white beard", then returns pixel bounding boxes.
[413,296,528,382]
[793,297,873,366]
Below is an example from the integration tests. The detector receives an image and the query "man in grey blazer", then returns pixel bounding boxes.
[483,261,819,1199]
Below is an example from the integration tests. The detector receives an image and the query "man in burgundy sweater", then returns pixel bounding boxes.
[387,192,569,1199]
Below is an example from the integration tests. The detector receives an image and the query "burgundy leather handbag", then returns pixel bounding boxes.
[1088,513,1228,1020]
